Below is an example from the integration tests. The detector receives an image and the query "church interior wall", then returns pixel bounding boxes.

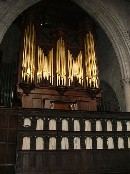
[96,26,125,111]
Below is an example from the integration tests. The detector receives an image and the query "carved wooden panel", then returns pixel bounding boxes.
[18,87,100,110]
[32,98,42,108]
[0,109,17,174]
[16,150,130,174]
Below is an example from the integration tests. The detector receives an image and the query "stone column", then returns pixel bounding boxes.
[123,79,130,112]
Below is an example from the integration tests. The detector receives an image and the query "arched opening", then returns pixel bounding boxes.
[0,0,129,111]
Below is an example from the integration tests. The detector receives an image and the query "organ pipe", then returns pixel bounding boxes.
[21,24,99,90]
[56,37,66,86]
[84,31,99,88]
[68,50,83,86]
[22,23,35,83]
[37,47,53,85]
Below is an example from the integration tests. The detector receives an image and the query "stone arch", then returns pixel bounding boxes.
[73,0,130,80]
[0,0,130,80]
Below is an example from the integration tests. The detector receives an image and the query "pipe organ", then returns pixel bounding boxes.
[17,16,101,110]
[20,24,99,88]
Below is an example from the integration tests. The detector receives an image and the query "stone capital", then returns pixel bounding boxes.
[121,78,130,86]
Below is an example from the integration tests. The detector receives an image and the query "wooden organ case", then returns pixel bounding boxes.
[17,4,101,111]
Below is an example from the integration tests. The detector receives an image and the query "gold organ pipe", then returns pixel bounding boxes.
[68,50,73,86]
[37,47,53,85]
[68,50,83,86]
[56,37,66,86]
[84,31,99,88]
[21,24,99,89]
[22,23,35,83]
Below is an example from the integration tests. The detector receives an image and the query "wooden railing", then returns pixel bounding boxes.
[16,108,130,174]
[0,108,130,174]
[17,109,130,150]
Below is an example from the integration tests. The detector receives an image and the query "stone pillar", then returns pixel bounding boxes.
[123,79,130,112]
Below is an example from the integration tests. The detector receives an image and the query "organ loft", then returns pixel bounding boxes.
[1,1,130,174]
[17,4,101,111]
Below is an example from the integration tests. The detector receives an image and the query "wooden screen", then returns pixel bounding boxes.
[0,109,17,174]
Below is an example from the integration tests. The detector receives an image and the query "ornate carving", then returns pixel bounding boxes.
[56,85,68,96]
[18,82,36,95]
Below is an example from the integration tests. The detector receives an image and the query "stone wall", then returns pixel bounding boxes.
[96,26,126,111]
[1,23,21,63]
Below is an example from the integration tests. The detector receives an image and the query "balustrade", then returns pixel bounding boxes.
[17,109,130,151]
[14,109,130,173]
